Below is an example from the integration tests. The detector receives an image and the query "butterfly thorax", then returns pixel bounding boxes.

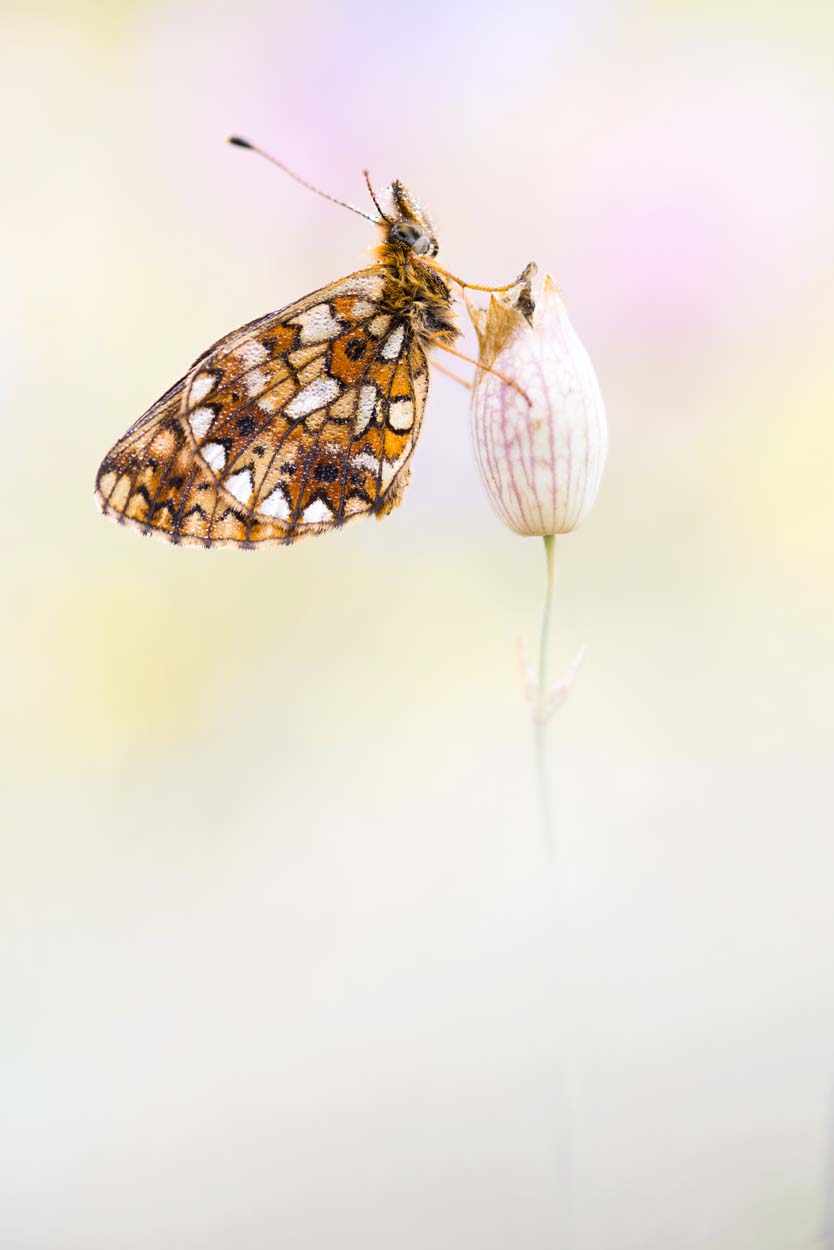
[375,239,460,349]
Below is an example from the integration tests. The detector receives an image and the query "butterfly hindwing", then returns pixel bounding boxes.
[95,269,429,547]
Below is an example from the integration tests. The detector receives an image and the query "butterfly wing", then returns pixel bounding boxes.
[95,269,429,547]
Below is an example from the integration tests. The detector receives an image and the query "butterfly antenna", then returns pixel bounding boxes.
[363,170,390,223]
[229,136,382,226]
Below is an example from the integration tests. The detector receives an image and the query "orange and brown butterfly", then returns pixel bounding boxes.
[94,138,520,549]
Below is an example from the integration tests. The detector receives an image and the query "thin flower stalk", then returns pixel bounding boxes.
[468,266,606,848]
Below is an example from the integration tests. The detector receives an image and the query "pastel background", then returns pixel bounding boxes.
[2,1,833,1247]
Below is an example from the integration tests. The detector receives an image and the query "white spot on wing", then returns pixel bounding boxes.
[340,274,385,298]
[380,324,405,360]
[225,469,253,504]
[352,299,375,317]
[286,376,340,419]
[388,399,414,431]
[258,393,280,414]
[190,372,216,403]
[302,498,332,524]
[259,486,290,519]
[291,305,343,344]
[244,368,269,398]
[234,342,268,369]
[355,385,377,434]
[189,407,214,439]
[368,315,391,338]
[352,450,380,473]
[202,442,226,473]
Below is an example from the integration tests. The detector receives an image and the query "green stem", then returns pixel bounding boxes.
[535,534,557,850]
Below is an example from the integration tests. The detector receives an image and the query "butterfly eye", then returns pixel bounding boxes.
[391,221,433,255]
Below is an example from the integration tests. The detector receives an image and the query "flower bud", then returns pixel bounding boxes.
[468,266,607,536]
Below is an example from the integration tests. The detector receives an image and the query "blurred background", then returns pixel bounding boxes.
[2,1,833,1246]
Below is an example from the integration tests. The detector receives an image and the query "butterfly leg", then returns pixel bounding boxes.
[431,357,474,390]
[429,338,531,406]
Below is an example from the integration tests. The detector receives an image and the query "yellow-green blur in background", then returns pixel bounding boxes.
[2,1,833,1247]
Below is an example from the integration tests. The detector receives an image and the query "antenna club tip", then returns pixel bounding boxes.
[228,135,252,149]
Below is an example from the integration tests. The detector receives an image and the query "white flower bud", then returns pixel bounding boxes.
[468,268,607,536]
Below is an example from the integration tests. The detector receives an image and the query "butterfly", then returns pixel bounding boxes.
[94,138,516,549]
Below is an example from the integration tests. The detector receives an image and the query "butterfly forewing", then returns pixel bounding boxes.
[95,270,429,547]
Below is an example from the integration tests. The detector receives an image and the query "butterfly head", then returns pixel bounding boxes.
[383,181,439,258]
